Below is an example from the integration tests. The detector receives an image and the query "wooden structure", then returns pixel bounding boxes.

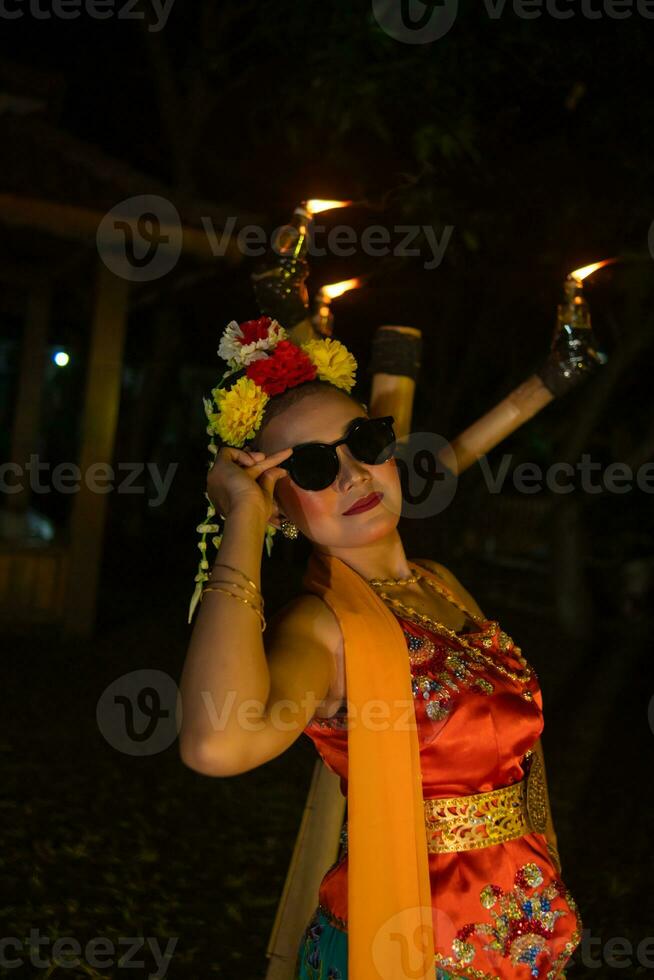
[0,90,260,635]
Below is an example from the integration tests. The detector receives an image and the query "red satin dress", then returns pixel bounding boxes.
[300,598,583,980]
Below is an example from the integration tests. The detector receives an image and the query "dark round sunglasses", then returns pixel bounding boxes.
[277,416,397,491]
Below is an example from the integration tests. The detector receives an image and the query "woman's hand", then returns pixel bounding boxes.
[207,445,293,524]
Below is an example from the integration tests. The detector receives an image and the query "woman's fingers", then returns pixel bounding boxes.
[231,448,257,463]
[240,451,260,465]
[228,446,292,473]
[265,447,293,457]
[234,449,268,466]
[258,466,290,491]
[255,447,292,472]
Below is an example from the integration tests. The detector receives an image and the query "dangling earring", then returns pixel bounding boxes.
[280,518,299,540]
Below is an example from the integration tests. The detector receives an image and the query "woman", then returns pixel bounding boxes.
[180,316,583,980]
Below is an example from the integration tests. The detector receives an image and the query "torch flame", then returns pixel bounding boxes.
[305,199,352,215]
[569,258,616,283]
[320,277,362,300]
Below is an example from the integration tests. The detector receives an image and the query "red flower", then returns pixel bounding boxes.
[238,316,273,346]
[246,340,317,396]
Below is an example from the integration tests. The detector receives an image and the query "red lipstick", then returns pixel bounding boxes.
[342,491,384,516]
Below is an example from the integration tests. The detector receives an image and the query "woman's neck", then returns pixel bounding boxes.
[313,530,414,583]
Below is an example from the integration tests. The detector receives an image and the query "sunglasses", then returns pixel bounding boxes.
[278,416,397,491]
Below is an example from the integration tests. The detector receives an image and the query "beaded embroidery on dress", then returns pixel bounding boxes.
[295,562,583,980]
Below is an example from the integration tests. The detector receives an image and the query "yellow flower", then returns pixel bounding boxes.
[302,338,357,393]
[210,377,269,447]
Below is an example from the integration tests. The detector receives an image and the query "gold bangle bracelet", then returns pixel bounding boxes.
[201,584,266,631]
[202,579,263,608]
[211,561,258,594]
[206,576,262,604]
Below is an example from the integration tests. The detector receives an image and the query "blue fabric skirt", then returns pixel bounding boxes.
[294,907,347,979]
[294,906,462,980]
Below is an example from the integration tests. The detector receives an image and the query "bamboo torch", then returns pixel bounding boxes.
[438,259,613,476]
[311,277,362,337]
[251,198,351,345]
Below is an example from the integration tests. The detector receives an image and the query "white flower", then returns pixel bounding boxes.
[202,396,214,420]
[217,318,287,369]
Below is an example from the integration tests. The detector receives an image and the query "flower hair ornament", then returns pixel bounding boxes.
[188,315,358,623]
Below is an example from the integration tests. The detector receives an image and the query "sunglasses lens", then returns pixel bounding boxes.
[289,446,337,491]
[349,418,396,464]
[281,418,396,491]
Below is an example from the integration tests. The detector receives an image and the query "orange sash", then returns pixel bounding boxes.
[302,550,435,980]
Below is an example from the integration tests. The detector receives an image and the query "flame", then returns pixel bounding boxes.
[305,199,352,215]
[568,258,616,282]
[320,277,362,300]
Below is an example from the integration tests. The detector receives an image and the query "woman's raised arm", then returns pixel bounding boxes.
[179,500,335,778]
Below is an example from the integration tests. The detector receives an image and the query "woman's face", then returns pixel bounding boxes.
[257,391,402,549]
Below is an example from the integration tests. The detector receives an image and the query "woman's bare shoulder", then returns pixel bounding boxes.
[413,557,453,579]
[267,593,343,656]
[412,558,486,619]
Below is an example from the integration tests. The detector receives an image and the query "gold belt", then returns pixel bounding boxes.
[340,750,547,855]
[424,750,548,853]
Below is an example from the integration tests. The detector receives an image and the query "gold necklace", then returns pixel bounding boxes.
[368,566,485,625]
[368,573,420,587]
[367,568,534,689]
